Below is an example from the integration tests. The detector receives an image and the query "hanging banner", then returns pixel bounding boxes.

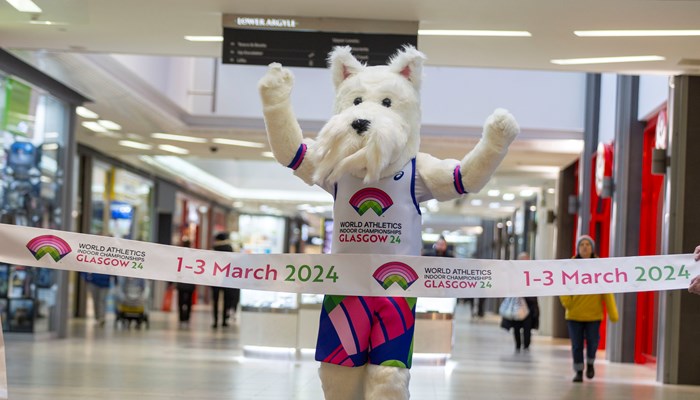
[0,223,696,298]
[2,78,33,137]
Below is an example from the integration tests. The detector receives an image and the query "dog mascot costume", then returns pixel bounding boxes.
[258,46,519,400]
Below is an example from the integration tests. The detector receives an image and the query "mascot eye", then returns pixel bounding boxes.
[353,97,363,105]
[382,98,392,108]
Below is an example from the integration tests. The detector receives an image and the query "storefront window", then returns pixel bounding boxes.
[239,214,286,254]
[0,77,67,228]
[0,75,70,333]
[90,162,153,241]
[173,193,211,249]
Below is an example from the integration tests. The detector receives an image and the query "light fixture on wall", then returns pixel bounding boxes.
[184,36,223,42]
[418,30,531,37]
[575,30,700,37]
[76,106,99,119]
[158,144,190,155]
[6,0,41,13]
[212,138,265,148]
[551,55,665,65]
[151,133,207,143]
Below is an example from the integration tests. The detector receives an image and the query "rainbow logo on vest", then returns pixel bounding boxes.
[373,261,419,290]
[349,188,393,216]
[26,235,72,262]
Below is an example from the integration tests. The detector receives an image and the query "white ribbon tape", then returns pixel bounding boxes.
[0,224,696,298]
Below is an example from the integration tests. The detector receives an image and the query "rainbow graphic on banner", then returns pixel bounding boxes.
[26,235,72,262]
[349,188,393,216]
[373,261,419,290]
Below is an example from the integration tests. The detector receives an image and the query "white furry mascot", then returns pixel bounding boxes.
[258,46,519,400]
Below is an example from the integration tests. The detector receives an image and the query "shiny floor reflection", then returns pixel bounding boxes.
[5,304,700,399]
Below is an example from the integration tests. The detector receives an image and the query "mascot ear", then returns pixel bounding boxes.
[388,45,426,90]
[329,46,364,89]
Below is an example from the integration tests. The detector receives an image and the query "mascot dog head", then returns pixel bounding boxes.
[310,46,426,185]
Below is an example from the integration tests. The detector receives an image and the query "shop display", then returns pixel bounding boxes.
[241,290,297,310]
[259,45,517,399]
[8,266,30,298]
[239,214,286,254]
[0,65,72,335]
[8,298,34,332]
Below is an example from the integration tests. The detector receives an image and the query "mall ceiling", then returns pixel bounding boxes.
[1,0,700,75]
[2,0,696,226]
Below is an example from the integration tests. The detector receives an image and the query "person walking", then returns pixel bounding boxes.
[500,252,539,352]
[560,235,618,382]
[211,232,240,328]
[82,272,113,327]
[176,239,196,327]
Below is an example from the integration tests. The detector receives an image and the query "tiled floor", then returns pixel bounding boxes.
[4,304,700,399]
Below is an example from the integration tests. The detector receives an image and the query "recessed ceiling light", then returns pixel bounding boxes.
[489,202,501,209]
[575,30,700,37]
[81,121,108,133]
[547,188,556,194]
[551,55,665,65]
[42,143,59,151]
[151,133,207,143]
[126,133,144,140]
[261,151,275,158]
[519,189,534,197]
[487,189,500,197]
[470,199,483,206]
[76,106,99,119]
[212,138,265,148]
[158,144,190,155]
[119,140,153,150]
[184,36,224,42]
[98,120,122,131]
[6,0,41,13]
[28,20,68,25]
[418,30,531,37]
[502,193,516,201]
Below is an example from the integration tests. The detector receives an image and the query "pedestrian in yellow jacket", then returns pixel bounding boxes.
[559,235,618,383]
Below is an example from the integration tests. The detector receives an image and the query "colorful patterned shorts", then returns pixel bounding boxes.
[315,295,416,368]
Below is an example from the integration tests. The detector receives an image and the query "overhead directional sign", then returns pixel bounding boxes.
[222,15,418,68]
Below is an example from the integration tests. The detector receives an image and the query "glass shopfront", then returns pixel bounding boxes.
[89,161,153,241]
[0,74,72,333]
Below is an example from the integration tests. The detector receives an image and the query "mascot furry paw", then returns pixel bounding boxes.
[259,46,519,400]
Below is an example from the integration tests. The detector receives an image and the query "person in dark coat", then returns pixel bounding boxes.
[211,232,240,328]
[500,252,540,351]
[423,235,453,257]
[176,239,196,327]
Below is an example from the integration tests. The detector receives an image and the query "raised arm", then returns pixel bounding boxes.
[417,109,519,201]
[258,63,315,184]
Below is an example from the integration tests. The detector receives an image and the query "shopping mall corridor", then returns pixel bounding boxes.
[4,304,700,400]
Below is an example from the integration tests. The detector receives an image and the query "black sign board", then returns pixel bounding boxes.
[222,28,418,68]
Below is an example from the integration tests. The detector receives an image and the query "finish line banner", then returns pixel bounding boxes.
[0,224,697,298]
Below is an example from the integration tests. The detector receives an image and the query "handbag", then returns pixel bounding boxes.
[499,297,530,321]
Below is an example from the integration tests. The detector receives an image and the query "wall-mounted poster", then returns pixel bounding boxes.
[8,299,33,332]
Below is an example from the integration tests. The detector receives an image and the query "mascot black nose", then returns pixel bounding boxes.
[351,119,371,134]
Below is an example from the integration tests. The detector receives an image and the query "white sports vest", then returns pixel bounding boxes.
[330,159,422,256]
